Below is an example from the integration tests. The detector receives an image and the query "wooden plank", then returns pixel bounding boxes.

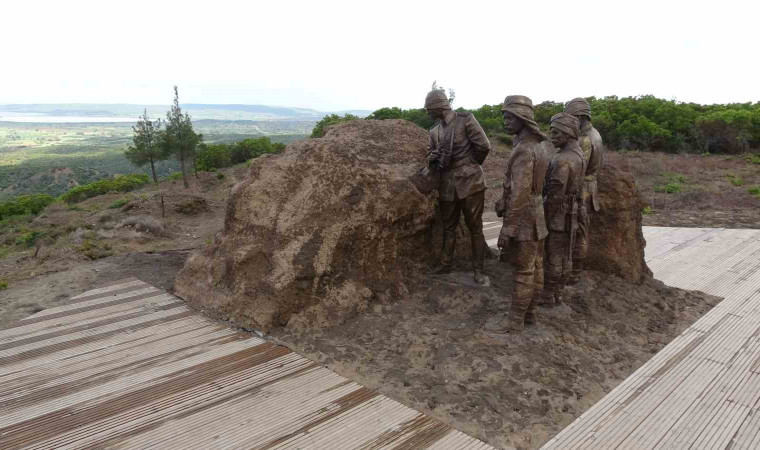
[543,228,760,449]
[0,281,494,449]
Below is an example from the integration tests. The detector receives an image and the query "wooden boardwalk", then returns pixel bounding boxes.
[0,278,494,449]
[543,227,760,449]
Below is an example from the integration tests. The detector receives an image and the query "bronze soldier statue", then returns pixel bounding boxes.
[495,96,551,332]
[564,98,604,284]
[425,89,491,284]
[542,113,585,306]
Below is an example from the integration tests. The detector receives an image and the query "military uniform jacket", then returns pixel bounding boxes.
[544,142,585,232]
[499,130,550,241]
[428,111,491,202]
[579,123,603,212]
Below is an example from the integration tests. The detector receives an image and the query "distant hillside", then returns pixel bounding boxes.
[0,104,372,122]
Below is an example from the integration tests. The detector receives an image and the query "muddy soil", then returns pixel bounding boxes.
[273,259,720,450]
[0,250,188,328]
[642,209,760,229]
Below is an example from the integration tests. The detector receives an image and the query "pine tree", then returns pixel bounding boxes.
[124,109,166,184]
[162,86,202,189]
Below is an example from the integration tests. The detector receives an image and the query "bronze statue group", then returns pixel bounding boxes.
[423,90,603,334]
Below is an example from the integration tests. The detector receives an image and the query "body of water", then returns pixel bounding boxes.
[0,112,138,123]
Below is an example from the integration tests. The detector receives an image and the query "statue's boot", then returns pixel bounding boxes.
[524,300,537,325]
[568,258,584,285]
[557,272,568,304]
[431,231,456,274]
[529,257,544,322]
[506,285,533,333]
[540,272,559,308]
[471,232,486,285]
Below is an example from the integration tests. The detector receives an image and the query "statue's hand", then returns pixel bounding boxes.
[494,197,506,217]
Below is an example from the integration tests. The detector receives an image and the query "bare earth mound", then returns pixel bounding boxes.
[175,120,436,332]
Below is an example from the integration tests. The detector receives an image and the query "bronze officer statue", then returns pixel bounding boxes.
[564,98,604,284]
[495,95,551,332]
[542,113,585,306]
[425,89,491,284]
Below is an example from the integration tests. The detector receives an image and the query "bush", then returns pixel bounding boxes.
[0,280,7,290]
[108,198,130,209]
[311,114,360,138]
[642,206,654,215]
[216,173,225,180]
[15,230,44,247]
[230,137,281,164]
[655,182,682,194]
[60,174,150,204]
[196,143,232,171]
[748,186,760,198]
[166,172,184,181]
[78,239,113,260]
[0,194,55,220]
[727,174,744,186]
[745,154,760,164]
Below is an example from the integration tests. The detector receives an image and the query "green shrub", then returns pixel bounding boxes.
[748,186,760,198]
[642,206,654,215]
[727,174,744,186]
[311,114,360,138]
[60,174,149,204]
[0,280,7,290]
[655,182,682,194]
[196,143,232,171]
[0,194,55,220]
[166,172,184,181]
[108,198,130,209]
[78,239,113,260]
[216,172,225,180]
[745,154,760,165]
[663,172,687,183]
[15,230,44,247]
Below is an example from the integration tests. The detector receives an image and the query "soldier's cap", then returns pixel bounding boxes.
[501,95,547,141]
[565,97,592,119]
[424,90,451,110]
[550,112,581,139]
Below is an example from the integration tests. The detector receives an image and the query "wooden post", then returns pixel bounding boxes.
[160,194,165,219]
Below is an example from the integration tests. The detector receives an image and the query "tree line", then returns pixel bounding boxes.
[313,96,760,154]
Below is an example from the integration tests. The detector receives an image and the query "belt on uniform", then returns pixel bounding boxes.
[444,155,475,171]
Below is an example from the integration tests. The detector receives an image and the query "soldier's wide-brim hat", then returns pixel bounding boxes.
[550,112,580,139]
[565,97,591,119]
[501,95,546,141]
[424,90,450,109]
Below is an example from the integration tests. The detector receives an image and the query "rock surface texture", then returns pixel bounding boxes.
[586,165,653,282]
[175,120,437,332]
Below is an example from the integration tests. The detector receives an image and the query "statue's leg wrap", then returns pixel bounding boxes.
[509,240,539,331]
[543,231,567,307]
[439,199,461,268]
[461,191,485,273]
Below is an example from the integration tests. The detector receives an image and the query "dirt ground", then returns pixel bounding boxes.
[0,249,188,328]
[273,259,720,450]
[0,166,250,327]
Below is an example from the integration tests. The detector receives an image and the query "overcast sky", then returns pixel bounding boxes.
[2,0,758,111]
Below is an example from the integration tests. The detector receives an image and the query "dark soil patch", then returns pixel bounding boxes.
[273,259,720,450]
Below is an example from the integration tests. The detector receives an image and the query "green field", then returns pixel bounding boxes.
[0,120,311,200]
